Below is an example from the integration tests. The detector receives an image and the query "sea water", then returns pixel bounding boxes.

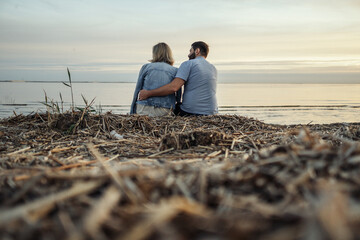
[0,82,359,125]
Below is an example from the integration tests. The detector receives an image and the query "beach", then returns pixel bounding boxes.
[1,112,360,239]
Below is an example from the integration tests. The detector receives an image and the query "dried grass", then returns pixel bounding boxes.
[0,112,360,239]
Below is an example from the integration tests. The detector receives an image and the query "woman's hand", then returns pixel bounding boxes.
[138,90,150,100]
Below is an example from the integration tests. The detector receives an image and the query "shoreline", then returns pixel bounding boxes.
[2,80,360,84]
[1,111,360,126]
[2,82,360,124]
[1,113,360,239]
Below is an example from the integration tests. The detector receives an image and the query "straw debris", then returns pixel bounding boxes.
[0,113,360,239]
[160,130,227,150]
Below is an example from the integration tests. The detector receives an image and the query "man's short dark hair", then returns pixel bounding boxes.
[191,41,209,57]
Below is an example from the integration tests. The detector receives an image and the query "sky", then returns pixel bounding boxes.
[0,0,360,83]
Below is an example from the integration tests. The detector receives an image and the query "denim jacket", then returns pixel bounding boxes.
[130,62,181,114]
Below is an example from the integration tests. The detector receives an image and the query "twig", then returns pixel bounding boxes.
[87,142,141,204]
[148,148,174,158]
[7,147,31,156]
[80,185,122,239]
[0,181,102,224]
[205,150,222,160]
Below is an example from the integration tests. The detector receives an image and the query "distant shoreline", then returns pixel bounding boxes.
[0,80,135,83]
[1,80,360,84]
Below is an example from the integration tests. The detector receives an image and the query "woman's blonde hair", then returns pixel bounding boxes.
[150,42,174,66]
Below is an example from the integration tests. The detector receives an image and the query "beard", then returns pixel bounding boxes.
[188,52,196,60]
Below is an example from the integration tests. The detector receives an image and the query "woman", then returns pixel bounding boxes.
[130,42,181,116]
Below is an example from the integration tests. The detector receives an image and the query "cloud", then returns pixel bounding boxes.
[1,0,359,83]
[214,59,360,74]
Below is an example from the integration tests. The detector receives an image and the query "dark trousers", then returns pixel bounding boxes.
[174,103,205,116]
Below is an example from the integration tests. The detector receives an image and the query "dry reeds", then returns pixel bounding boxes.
[0,113,360,239]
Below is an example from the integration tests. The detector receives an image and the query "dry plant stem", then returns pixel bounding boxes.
[5,173,45,206]
[83,185,121,237]
[119,197,209,240]
[148,147,174,158]
[67,185,122,240]
[87,142,142,204]
[0,181,102,225]
[7,147,31,156]
[1,114,360,239]
[67,67,75,110]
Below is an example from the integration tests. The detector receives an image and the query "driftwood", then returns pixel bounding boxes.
[0,112,360,239]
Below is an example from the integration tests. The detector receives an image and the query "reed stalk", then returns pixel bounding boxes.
[62,67,75,111]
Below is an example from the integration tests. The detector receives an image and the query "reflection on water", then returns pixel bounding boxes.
[1,82,360,124]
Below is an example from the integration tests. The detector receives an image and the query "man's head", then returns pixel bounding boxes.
[188,41,209,60]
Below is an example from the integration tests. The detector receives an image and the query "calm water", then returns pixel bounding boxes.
[0,82,359,125]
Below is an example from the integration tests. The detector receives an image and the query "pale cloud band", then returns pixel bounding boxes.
[0,0,359,83]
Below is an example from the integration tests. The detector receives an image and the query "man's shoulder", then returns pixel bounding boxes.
[204,59,217,73]
[209,62,217,71]
[179,59,193,67]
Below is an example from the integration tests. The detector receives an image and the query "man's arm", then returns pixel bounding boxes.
[138,78,185,100]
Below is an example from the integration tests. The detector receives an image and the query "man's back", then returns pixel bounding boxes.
[176,56,218,115]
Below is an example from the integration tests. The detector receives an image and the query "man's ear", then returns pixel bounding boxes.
[195,48,200,55]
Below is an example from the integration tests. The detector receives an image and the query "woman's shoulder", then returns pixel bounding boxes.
[141,63,151,69]
[139,63,151,72]
[149,62,177,71]
[165,64,178,74]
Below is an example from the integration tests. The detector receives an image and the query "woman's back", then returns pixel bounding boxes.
[142,62,177,90]
[136,62,177,110]
[130,42,179,116]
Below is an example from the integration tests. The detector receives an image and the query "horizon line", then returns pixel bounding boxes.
[1,80,360,84]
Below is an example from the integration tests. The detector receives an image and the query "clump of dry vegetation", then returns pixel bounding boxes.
[0,112,360,240]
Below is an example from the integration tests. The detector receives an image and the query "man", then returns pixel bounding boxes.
[138,41,218,116]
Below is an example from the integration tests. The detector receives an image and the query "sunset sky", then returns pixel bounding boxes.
[1,0,360,83]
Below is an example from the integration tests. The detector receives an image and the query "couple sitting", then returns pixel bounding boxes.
[130,41,218,117]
